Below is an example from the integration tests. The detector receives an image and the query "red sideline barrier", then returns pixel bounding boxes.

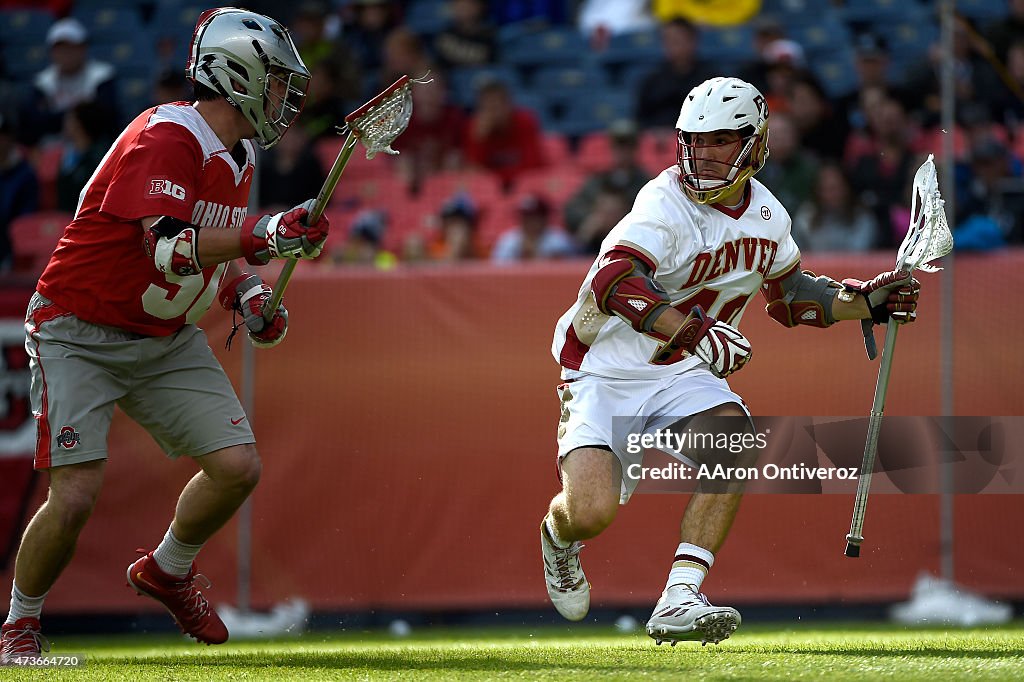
[1,251,1022,614]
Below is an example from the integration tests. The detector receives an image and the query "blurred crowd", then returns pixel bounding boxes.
[3,0,1024,275]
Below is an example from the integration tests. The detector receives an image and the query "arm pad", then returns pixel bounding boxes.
[762,264,841,328]
[591,250,670,333]
[143,216,202,277]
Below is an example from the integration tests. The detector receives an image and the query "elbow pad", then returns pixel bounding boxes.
[762,265,841,328]
[591,250,671,333]
[143,216,203,277]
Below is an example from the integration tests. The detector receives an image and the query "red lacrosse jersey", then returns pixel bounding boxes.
[37,102,255,336]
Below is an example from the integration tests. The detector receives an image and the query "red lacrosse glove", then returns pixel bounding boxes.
[842,270,921,324]
[218,272,288,349]
[240,199,330,266]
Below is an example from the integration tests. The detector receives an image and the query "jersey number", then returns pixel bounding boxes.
[649,288,753,365]
[141,263,226,322]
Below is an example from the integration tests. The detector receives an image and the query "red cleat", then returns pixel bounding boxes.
[1,617,49,664]
[127,550,229,644]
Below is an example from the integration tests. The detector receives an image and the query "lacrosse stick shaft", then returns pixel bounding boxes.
[844,321,900,557]
[264,129,358,320]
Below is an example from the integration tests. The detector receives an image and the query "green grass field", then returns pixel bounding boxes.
[9,622,1024,680]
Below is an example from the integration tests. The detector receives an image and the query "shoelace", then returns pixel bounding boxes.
[169,573,213,624]
[3,625,50,657]
[667,584,712,607]
[551,543,585,591]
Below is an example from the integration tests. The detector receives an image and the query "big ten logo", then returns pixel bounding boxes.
[149,178,186,201]
[0,313,37,568]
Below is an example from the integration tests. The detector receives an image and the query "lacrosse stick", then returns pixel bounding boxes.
[844,154,954,558]
[263,74,428,320]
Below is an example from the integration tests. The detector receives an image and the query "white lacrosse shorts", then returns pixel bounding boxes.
[555,367,749,503]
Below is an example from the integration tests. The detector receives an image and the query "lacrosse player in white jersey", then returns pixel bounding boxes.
[542,77,920,645]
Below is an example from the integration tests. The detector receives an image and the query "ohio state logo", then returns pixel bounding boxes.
[57,426,80,449]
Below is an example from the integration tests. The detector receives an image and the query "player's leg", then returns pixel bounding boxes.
[547,446,622,542]
[4,295,127,663]
[541,446,621,622]
[2,462,105,662]
[121,325,256,644]
[647,400,751,645]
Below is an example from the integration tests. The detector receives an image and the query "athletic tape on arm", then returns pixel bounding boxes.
[762,263,841,328]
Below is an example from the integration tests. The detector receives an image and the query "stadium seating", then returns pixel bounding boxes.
[554,90,635,137]
[956,0,1012,21]
[698,24,757,64]
[810,49,859,99]
[72,6,145,43]
[1,8,55,46]
[786,18,853,57]
[499,27,587,69]
[8,211,70,275]
[596,28,663,69]
[405,0,450,36]
[448,65,523,108]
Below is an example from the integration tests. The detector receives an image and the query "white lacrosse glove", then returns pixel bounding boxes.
[653,306,752,377]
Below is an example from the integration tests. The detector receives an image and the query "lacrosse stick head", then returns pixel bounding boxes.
[897,154,954,274]
[344,74,430,159]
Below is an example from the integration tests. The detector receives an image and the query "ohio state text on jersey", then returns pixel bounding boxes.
[37,102,254,336]
[552,168,800,380]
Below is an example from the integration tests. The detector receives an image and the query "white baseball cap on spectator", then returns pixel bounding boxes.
[763,39,806,68]
[46,18,88,47]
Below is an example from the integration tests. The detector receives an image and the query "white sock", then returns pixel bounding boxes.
[152,528,203,578]
[666,542,715,592]
[6,584,47,625]
[545,515,571,549]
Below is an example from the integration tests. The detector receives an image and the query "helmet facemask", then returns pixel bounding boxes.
[676,124,768,205]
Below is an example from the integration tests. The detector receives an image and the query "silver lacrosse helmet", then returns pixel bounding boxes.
[675,77,770,204]
[186,7,310,149]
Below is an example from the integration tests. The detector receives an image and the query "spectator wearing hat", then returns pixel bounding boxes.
[759,38,807,117]
[22,18,118,145]
[0,112,39,270]
[463,79,545,188]
[491,194,576,262]
[415,192,486,262]
[335,209,397,267]
[564,119,649,237]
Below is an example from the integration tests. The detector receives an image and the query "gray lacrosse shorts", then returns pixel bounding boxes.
[25,293,255,469]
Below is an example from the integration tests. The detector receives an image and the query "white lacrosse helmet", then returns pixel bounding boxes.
[187,7,310,149]
[675,77,770,204]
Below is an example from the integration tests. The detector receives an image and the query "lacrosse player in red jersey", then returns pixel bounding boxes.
[542,77,921,645]
[1,8,330,660]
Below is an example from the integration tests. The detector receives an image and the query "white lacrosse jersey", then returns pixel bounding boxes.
[552,166,800,380]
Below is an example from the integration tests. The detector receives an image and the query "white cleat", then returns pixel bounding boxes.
[540,520,590,621]
[646,584,740,646]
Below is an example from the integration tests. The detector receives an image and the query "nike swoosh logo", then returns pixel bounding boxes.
[230,417,246,425]
[134,571,159,593]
